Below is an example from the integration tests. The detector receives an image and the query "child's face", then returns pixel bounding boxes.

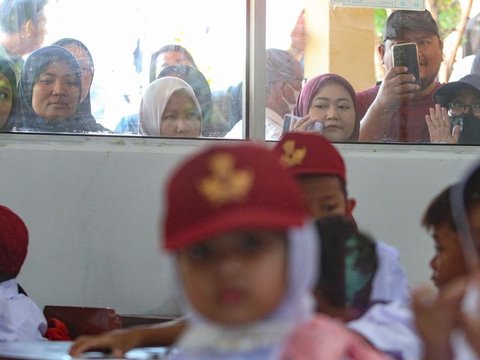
[177,231,287,326]
[295,175,355,219]
[429,223,467,289]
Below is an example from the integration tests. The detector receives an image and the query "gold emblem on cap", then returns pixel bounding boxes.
[280,140,307,167]
[198,153,254,206]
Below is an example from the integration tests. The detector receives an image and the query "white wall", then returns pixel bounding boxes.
[1,134,479,315]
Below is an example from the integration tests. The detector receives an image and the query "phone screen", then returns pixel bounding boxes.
[392,43,420,84]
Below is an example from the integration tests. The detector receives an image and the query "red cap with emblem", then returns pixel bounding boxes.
[0,205,28,276]
[163,143,308,251]
[272,132,346,183]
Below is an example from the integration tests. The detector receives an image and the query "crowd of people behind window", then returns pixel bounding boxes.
[0,0,480,144]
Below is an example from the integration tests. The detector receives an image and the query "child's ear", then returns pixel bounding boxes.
[346,198,356,216]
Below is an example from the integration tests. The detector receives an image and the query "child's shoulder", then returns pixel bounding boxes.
[280,314,390,360]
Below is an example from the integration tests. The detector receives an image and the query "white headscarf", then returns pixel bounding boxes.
[139,77,202,136]
[170,221,319,360]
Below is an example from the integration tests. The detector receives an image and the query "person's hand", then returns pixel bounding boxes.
[411,279,466,360]
[459,273,480,357]
[69,329,142,358]
[426,104,460,143]
[290,114,322,133]
[373,67,420,114]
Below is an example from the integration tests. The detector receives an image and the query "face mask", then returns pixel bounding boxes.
[282,83,300,114]
[452,114,480,144]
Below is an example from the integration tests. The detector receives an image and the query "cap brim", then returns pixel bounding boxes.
[434,82,480,107]
[164,207,306,251]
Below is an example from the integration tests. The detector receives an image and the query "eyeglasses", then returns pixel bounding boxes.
[447,103,480,117]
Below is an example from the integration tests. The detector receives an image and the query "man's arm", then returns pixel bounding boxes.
[359,67,419,142]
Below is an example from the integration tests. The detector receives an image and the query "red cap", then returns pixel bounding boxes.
[163,143,308,251]
[0,205,28,276]
[272,132,346,182]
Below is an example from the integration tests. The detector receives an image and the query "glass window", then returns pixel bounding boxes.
[0,0,246,138]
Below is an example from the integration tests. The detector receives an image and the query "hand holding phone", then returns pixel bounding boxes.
[392,42,420,84]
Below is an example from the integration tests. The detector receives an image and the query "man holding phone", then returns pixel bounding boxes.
[358,10,443,143]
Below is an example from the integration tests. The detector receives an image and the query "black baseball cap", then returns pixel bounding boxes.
[434,74,480,107]
[383,10,440,42]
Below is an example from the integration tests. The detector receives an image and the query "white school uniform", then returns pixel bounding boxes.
[0,279,47,341]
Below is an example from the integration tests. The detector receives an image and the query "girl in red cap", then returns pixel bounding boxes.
[71,143,386,359]
[0,205,47,341]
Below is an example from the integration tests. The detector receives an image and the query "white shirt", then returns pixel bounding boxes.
[0,279,47,341]
[223,108,284,141]
[372,241,409,303]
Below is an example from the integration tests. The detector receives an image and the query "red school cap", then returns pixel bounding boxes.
[163,143,308,251]
[0,205,28,276]
[272,132,346,183]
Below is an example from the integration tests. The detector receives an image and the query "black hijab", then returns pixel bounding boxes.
[17,45,106,133]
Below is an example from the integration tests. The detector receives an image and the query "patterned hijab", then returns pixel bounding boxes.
[294,73,360,141]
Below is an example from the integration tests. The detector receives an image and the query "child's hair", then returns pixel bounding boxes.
[272,132,348,196]
[422,185,457,231]
[0,205,28,280]
[315,215,377,314]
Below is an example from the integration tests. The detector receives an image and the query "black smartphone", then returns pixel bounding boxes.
[392,42,420,84]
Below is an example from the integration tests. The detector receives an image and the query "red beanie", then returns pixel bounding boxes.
[0,205,28,276]
[163,143,308,251]
[272,132,346,183]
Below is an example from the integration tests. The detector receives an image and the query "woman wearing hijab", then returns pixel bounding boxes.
[292,73,360,142]
[139,76,202,138]
[158,64,213,136]
[52,38,98,126]
[0,56,18,132]
[16,45,107,133]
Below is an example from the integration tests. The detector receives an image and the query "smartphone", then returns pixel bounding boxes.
[392,42,420,84]
[282,114,302,134]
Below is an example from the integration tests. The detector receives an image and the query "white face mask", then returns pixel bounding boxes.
[282,83,300,114]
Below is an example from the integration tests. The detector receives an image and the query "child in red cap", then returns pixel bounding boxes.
[272,132,421,359]
[0,205,47,341]
[71,143,386,359]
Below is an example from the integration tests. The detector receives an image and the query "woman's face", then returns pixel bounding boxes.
[160,90,201,137]
[64,44,93,103]
[308,82,356,141]
[31,61,80,121]
[0,73,13,129]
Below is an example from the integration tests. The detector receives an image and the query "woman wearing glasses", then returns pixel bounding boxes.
[426,74,480,144]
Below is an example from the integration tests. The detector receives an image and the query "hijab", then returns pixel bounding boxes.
[139,76,202,136]
[51,38,95,122]
[171,222,319,360]
[158,65,212,136]
[0,57,18,131]
[294,73,360,142]
[17,46,106,133]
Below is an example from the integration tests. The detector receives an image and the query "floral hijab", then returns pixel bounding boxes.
[294,73,360,142]
[139,76,202,136]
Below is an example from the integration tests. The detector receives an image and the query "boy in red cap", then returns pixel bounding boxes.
[272,132,421,359]
[71,143,387,359]
[0,205,47,341]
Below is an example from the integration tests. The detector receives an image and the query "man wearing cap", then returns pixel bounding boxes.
[0,204,47,341]
[358,10,443,143]
[426,74,480,144]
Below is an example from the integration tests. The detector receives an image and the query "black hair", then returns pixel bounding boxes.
[0,0,47,34]
[149,44,197,83]
[0,56,18,131]
[422,185,457,231]
[315,216,377,313]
